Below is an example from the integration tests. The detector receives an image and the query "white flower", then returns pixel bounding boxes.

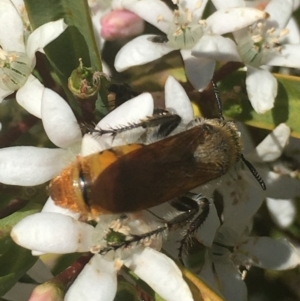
[199,221,300,301]
[0,88,82,187]
[113,0,268,90]
[0,0,67,110]
[247,123,300,228]
[192,0,300,113]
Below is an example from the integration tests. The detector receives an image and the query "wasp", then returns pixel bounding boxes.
[49,81,266,261]
[49,82,265,220]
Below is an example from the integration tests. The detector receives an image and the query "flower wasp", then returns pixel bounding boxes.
[49,82,265,219]
[49,80,266,260]
[50,113,243,217]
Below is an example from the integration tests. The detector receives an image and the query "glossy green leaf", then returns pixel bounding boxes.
[114,280,139,301]
[0,202,42,295]
[24,0,108,116]
[220,72,300,138]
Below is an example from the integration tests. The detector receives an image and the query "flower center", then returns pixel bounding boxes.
[237,21,289,68]
[0,48,31,91]
[158,0,206,49]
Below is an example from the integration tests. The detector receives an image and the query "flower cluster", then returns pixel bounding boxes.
[111,0,300,113]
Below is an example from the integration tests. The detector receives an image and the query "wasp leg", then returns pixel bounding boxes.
[98,194,201,256]
[166,194,200,231]
[177,197,210,265]
[149,108,182,138]
[99,226,168,255]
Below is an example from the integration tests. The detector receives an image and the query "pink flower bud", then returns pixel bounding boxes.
[28,283,63,301]
[100,10,144,40]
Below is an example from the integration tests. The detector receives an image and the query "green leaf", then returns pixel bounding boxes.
[24,0,108,116]
[0,202,42,295]
[220,72,300,138]
[114,280,139,301]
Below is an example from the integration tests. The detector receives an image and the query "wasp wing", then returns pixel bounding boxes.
[89,125,226,213]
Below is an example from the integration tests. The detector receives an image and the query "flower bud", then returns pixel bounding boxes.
[29,282,64,301]
[100,10,144,40]
[68,59,102,99]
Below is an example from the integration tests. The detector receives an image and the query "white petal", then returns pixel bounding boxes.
[246,66,277,113]
[242,237,300,270]
[97,92,154,147]
[265,0,293,29]
[11,213,94,253]
[16,75,44,118]
[266,44,300,68]
[255,123,290,162]
[199,252,247,301]
[65,255,117,301]
[0,0,25,52]
[115,35,174,72]
[211,0,245,9]
[213,261,247,301]
[124,248,193,301]
[81,133,107,157]
[41,88,82,148]
[26,19,67,64]
[264,170,300,199]
[7,0,26,15]
[42,196,81,220]
[219,168,265,226]
[198,252,220,294]
[181,50,215,91]
[164,76,193,123]
[0,146,68,185]
[285,18,300,44]
[266,198,296,228]
[187,0,208,20]
[192,35,241,62]
[196,202,220,247]
[206,8,268,35]
[112,0,173,33]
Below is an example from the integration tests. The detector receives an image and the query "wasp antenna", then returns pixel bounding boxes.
[241,154,266,190]
[211,80,224,121]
